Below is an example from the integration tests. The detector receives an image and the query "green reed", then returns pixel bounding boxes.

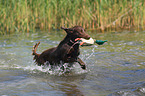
[0,0,144,34]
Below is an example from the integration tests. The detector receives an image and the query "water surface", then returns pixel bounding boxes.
[0,31,145,96]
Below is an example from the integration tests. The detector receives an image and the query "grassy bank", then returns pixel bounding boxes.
[0,0,145,34]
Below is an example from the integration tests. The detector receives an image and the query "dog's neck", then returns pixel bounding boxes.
[65,35,79,45]
[67,34,76,41]
[57,34,79,52]
[63,35,80,54]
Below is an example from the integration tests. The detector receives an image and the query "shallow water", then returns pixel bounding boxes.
[0,30,145,96]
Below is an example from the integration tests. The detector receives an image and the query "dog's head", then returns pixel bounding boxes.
[61,26,90,39]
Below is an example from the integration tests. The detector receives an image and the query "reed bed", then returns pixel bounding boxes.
[0,0,145,34]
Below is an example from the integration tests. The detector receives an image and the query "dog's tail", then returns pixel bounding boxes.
[32,41,40,60]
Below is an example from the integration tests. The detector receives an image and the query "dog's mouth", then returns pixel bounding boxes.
[75,35,90,42]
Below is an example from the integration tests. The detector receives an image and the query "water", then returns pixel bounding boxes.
[0,30,145,96]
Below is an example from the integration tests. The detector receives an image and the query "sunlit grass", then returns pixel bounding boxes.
[0,0,144,34]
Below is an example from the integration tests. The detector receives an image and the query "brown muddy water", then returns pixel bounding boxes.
[0,30,145,96]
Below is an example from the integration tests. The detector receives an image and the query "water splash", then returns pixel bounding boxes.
[0,61,88,76]
[30,62,88,76]
[85,45,98,60]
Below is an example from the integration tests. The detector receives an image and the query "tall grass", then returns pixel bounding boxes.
[0,0,145,34]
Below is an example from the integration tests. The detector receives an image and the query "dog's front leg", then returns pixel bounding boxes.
[77,57,86,70]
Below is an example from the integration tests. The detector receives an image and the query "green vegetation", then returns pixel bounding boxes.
[0,0,145,34]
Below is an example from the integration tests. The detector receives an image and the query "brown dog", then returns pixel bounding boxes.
[32,26,90,69]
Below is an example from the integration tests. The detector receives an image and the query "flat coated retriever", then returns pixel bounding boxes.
[32,26,90,69]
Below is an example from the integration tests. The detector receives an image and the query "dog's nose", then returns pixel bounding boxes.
[86,35,90,40]
[88,36,90,39]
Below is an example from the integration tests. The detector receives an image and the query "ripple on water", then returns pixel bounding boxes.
[109,87,145,96]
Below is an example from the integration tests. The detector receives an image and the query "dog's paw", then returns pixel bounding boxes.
[81,65,86,70]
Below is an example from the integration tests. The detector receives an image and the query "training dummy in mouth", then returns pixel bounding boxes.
[75,38,107,46]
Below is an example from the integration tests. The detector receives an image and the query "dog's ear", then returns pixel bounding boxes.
[61,27,68,30]
[61,27,69,32]
[61,27,74,34]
